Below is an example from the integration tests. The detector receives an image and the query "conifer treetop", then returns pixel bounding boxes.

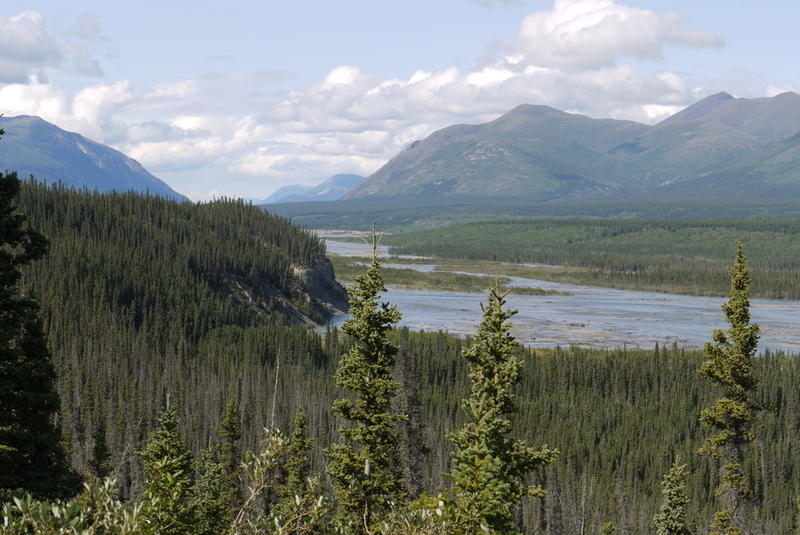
[328,224,406,534]
[447,285,558,534]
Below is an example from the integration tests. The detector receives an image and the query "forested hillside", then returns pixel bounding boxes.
[4,183,800,533]
[16,183,349,496]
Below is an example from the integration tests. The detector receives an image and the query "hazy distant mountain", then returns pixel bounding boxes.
[0,115,188,201]
[345,92,800,202]
[264,174,364,203]
[262,184,313,203]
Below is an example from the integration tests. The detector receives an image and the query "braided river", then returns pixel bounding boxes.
[324,238,800,353]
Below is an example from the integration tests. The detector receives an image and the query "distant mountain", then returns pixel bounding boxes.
[345,92,800,202]
[263,184,313,203]
[263,174,364,203]
[0,115,188,201]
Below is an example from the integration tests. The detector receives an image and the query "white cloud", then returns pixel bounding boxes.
[465,66,516,88]
[0,77,132,141]
[0,12,61,82]
[0,77,68,117]
[765,84,797,98]
[0,11,108,82]
[506,0,723,69]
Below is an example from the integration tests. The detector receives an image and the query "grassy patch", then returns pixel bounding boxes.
[329,255,569,295]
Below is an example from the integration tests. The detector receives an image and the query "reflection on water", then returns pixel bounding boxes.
[323,238,800,352]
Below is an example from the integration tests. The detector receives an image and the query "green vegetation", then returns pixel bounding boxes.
[654,459,691,535]
[12,181,346,494]
[698,245,761,534]
[266,194,800,232]
[329,255,568,295]
[445,287,557,533]
[385,218,800,298]
[327,236,405,533]
[0,169,79,500]
[138,402,198,535]
[7,330,800,533]
[5,180,800,533]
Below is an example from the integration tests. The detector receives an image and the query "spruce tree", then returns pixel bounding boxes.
[698,243,760,535]
[215,399,242,511]
[654,459,691,535]
[327,228,405,534]
[283,411,313,498]
[88,421,112,480]
[138,401,196,535]
[0,155,78,498]
[446,286,557,534]
[394,327,430,500]
[194,448,232,535]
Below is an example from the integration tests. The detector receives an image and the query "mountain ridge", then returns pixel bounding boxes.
[0,115,188,201]
[346,92,800,202]
[264,173,364,203]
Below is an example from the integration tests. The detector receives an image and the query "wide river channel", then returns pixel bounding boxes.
[324,239,800,353]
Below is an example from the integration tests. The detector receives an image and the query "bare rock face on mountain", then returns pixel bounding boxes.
[345,92,800,202]
[293,259,350,317]
[0,115,188,201]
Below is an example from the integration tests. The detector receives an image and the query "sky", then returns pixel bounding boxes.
[1,0,798,201]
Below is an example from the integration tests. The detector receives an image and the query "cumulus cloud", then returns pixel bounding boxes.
[0,12,61,82]
[0,11,107,82]
[0,77,131,140]
[505,0,723,69]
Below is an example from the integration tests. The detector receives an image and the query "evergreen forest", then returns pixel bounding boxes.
[2,179,800,534]
[384,219,800,299]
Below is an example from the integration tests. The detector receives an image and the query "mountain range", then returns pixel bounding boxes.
[0,115,188,201]
[346,92,800,202]
[6,92,800,209]
[262,173,364,203]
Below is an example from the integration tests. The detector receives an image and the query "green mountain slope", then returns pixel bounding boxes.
[22,183,348,329]
[611,120,763,189]
[664,91,800,142]
[0,116,188,201]
[15,183,348,494]
[346,92,800,202]
[350,104,646,200]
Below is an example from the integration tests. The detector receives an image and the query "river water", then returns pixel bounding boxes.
[324,239,800,353]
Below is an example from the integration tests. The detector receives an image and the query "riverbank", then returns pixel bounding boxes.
[324,238,800,352]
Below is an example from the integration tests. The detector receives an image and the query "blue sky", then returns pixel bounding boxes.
[1,0,798,201]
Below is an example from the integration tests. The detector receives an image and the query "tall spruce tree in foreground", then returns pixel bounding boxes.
[0,126,78,498]
[327,228,405,534]
[446,286,557,534]
[698,243,760,535]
